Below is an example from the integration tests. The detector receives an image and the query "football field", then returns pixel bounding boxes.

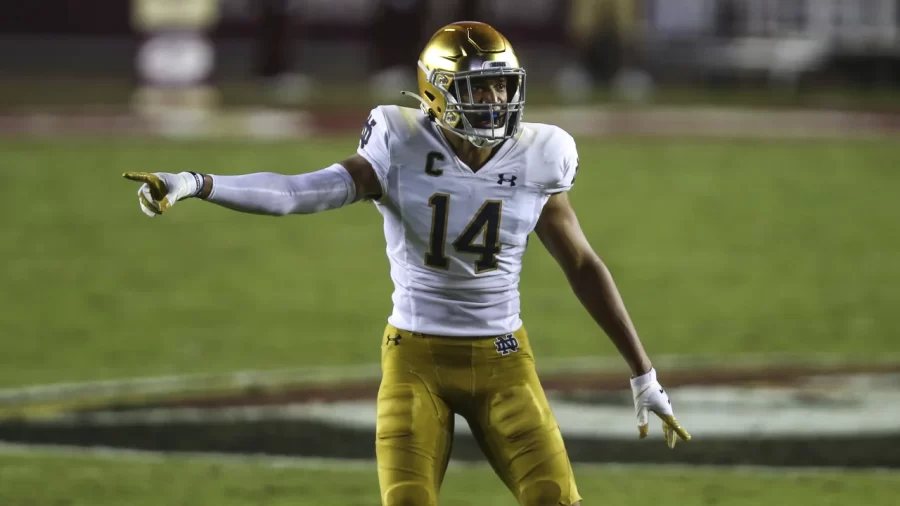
[1,136,897,386]
[2,449,899,506]
[1,135,898,504]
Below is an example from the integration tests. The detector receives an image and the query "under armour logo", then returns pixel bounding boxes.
[497,174,517,186]
[359,115,377,149]
[386,335,402,346]
[494,334,519,355]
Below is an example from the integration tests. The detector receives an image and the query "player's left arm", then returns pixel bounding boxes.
[534,192,691,448]
[534,192,649,375]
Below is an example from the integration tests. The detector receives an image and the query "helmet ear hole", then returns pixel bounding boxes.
[424,90,436,101]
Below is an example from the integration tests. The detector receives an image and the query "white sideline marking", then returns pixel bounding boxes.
[0,443,895,476]
[16,375,900,438]
[277,379,900,438]
[2,352,897,405]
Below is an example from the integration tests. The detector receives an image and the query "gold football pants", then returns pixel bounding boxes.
[376,324,581,506]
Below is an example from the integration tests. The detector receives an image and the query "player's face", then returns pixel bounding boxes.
[456,76,509,129]
[464,76,508,104]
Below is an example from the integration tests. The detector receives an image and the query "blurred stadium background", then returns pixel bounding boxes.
[1,1,899,505]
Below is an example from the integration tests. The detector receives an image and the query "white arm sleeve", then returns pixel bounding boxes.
[206,164,356,216]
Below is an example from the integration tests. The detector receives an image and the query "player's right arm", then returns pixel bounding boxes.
[122,155,382,217]
[123,108,389,217]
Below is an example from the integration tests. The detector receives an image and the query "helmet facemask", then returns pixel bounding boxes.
[408,61,526,148]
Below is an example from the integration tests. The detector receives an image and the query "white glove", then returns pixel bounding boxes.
[631,367,691,448]
[123,171,202,217]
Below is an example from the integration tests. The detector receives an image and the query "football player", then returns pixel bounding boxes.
[124,21,690,506]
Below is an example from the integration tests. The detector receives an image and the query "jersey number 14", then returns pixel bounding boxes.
[425,193,503,274]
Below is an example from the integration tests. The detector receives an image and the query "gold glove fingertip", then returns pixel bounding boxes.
[638,424,649,439]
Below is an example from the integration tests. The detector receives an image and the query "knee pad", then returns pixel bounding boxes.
[519,479,564,506]
[383,482,434,506]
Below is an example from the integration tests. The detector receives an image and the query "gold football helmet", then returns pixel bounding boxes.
[402,21,526,148]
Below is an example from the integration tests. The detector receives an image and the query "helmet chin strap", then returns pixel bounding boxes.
[400,90,430,112]
[466,132,503,148]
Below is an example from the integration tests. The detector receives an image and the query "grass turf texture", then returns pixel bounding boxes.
[3,77,900,112]
[0,452,897,506]
[1,137,897,388]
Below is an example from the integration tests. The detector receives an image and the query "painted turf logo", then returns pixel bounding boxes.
[1,365,893,468]
[494,334,519,355]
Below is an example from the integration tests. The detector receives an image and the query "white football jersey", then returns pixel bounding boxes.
[357,106,579,336]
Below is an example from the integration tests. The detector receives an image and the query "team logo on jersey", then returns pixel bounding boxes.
[359,115,377,149]
[494,334,519,355]
[385,335,402,346]
[497,174,517,186]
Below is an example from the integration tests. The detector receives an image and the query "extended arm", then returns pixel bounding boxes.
[126,107,391,217]
[534,192,651,376]
[124,154,383,217]
[198,155,383,215]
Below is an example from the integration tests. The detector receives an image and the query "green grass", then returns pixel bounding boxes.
[0,137,898,388]
[4,76,900,112]
[0,452,897,506]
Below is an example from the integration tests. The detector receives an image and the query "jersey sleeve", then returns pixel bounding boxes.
[541,127,579,195]
[355,106,392,197]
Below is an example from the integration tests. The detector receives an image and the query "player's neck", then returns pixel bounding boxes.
[443,130,500,172]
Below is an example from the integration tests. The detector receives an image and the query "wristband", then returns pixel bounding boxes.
[187,171,204,197]
[630,367,657,390]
